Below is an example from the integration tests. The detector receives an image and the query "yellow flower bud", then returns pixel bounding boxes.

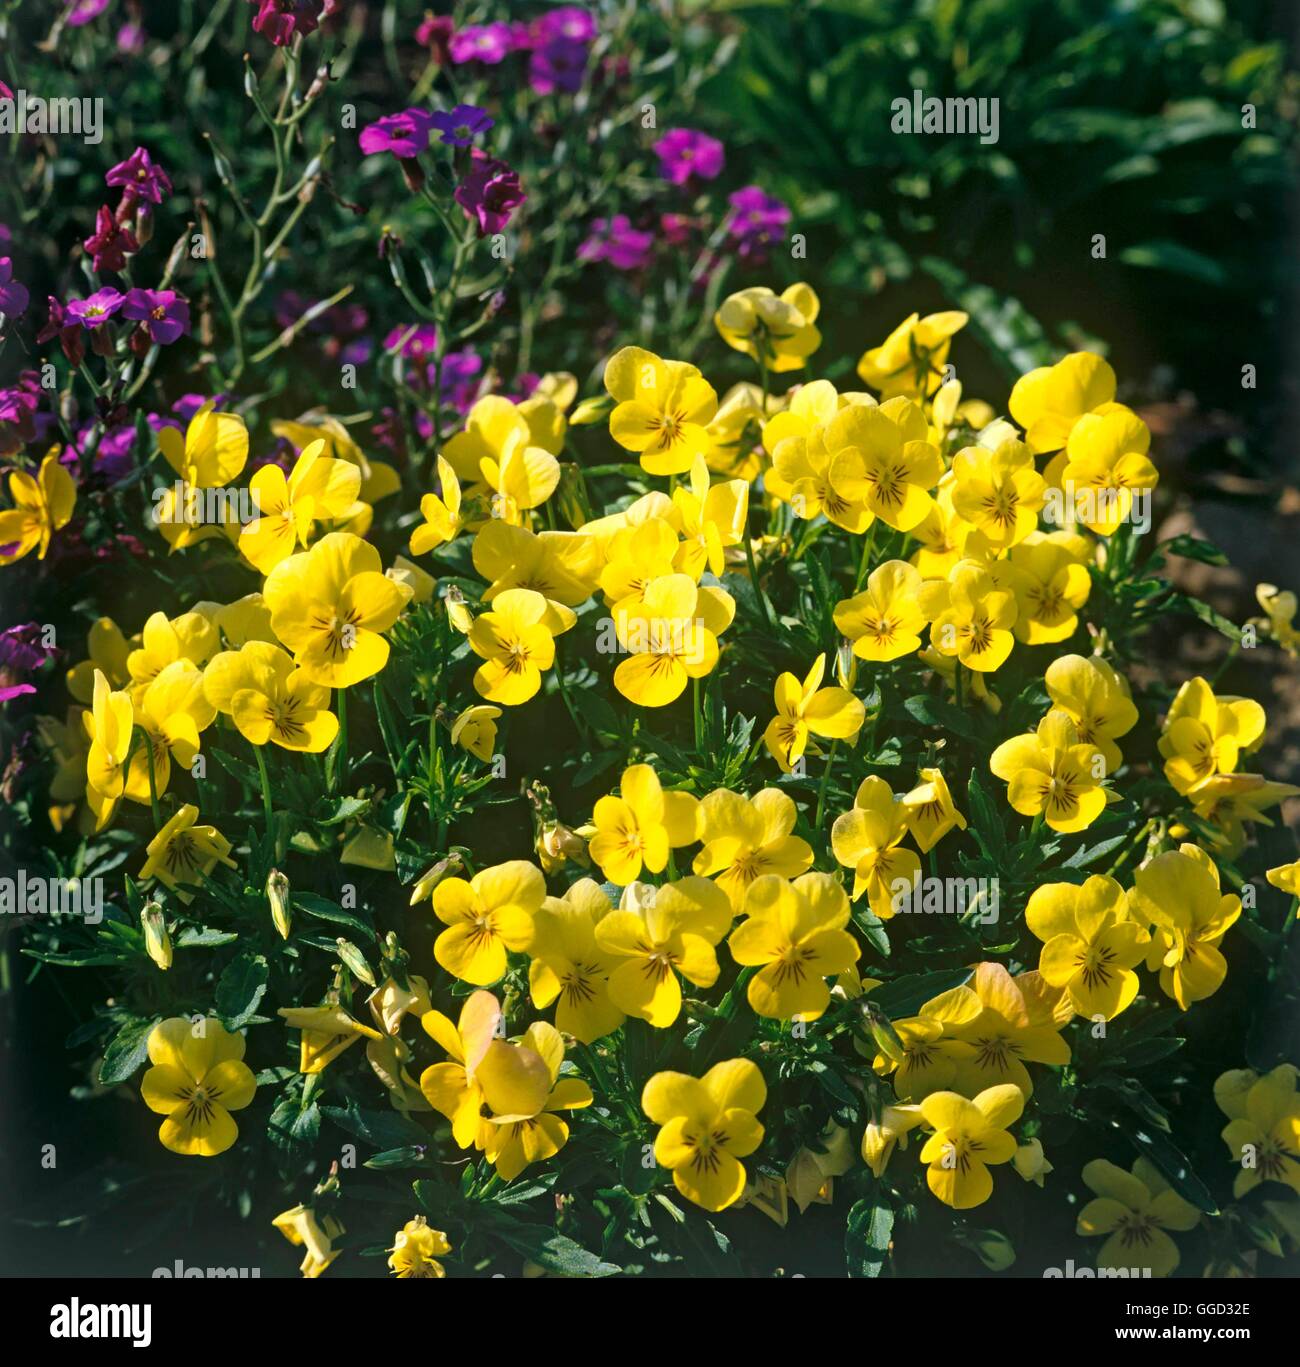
[140,901,172,971]
[266,868,292,940]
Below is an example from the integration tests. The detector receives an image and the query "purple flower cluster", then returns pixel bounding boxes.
[246,0,327,46]
[726,185,791,263]
[83,205,139,274]
[449,8,596,97]
[50,286,189,357]
[653,129,725,187]
[0,373,42,457]
[454,149,526,237]
[578,215,655,272]
[0,623,58,704]
[106,146,173,210]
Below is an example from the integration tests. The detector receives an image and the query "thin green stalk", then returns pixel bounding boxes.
[814,741,840,832]
[253,742,274,826]
[744,531,774,628]
[332,690,349,795]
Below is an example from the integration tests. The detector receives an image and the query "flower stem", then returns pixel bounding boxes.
[814,741,840,832]
[253,742,273,826]
[745,531,774,628]
[332,690,349,795]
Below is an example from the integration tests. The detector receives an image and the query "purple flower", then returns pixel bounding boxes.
[437,348,484,411]
[65,0,111,26]
[430,104,494,148]
[654,129,725,186]
[67,288,125,327]
[661,212,695,247]
[449,23,513,65]
[246,0,325,45]
[454,150,526,237]
[0,260,29,318]
[117,21,145,52]
[415,13,454,64]
[529,38,588,95]
[106,146,173,207]
[37,298,85,366]
[0,79,12,102]
[578,215,655,271]
[534,6,597,44]
[122,288,190,345]
[0,374,41,457]
[726,185,791,262]
[0,623,56,675]
[359,109,437,159]
[384,324,438,362]
[83,205,139,273]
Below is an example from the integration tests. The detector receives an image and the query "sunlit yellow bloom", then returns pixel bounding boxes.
[1026,875,1149,1020]
[901,766,967,853]
[1129,843,1240,1010]
[442,395,560,524]
[918,1083,1023,1209]
[588,762,699,885]
[1188,773,1300,857]
[610,573,734,707]
[599,517,682,606]
[238,439,361,573]
[203,640,337,751]
[595,877,732,1026]
[388,1217,452,1278]
[272,414,400,506]
[831,775,919,919]
[468,587,568,706]
[1157,676,1265,796]
[729,873,860,1020]
[1255,583,1299,656]
[989,709,1107,832]
[0,450,76,565]
[213,593,277,647]
[479,1021,593,1180]
[121,660,217,806]
[856,311,968,400]
[861,1101,925,1177]
[140,804,236,901]
[761,378,839,472]
[1216,1066,1300,1198]
[1013,1138,1053,1187]
[673,456,748,579]
[273,1204,345,1278]
[1059,407,1158,536]
[694,787,814,912]
[1077,1157,1200,1277]
[1008,351,1117,454]
[642,1059,767,1211]
[605,346,719,476]
[949,438,1045,548]
[263,532,406,688]
[83,668,135,830]
[908,477,976,579]
[528,879,626,1043]
[771,420,874,533]
[921,558,1018,673]
[1267,861,1300,896]
[278,1001,383,1073]
[450,704,500,761]
[833,560,927,662]
[763,653,864,773]
[998,532,1091,644]
[1044,653,1137,775]
[155,404,249,550]
[472,517,600,607]
[386,554,435,607]
[126,609,220,698]
[421,990,527,1146]
[715,284,821,372]
[432,860,544,985]
[825,398,943,532]
[140,1017,256,1156]
[67,617,133,702]
[871,1003,975,1103]
[409,456,463,557]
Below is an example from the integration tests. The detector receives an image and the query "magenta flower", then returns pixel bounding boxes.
[449,23,513,64]
[359,109,437,159]
[83,205,139,273]
[430,105,494,148]
[534,6,597,43]
[65,0,111,26]
[247,0,325,45]
[117,21,145,52]
[122,288,190,345]
[654,129,725,186]
[0,79,11,101]
[660,213,695,247]
[416,13,454,64]
[727,185,791,262]
[106,146,173,206]
[529,38,588,95]
[37,298,85,366]
[578,215,655,271]
[438,349,485,412]
[0,260,28,318]
[384,324,438,362]
[67,288,125,327]
[0,374,41,456]
[454,151,526,237]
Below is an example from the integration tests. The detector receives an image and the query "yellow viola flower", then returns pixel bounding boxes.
[203,640,338,752]
[871,1009,975,1103]
[694,786,814,912]
[642,1058,767,1212]
[277,1001,383,1073]
[450,704,501,761]
[901,766,967,853]
[672,456,748,580]
[471,517,600,607]
[84,668,135,830]
[921,558,1019,673]
[908,477,976,579]
[213,593,277,647]
[441,394,559,523]
[1025,875,1149,1020]
[1128,843,1241,1010]
[1266,861,1300,896]
[1077,1157,1200,1277]
[598,517,683,606]
[140,804,236,901]
[1217,1066,1300,1198]
[861,1101,925,1177]
[714,283,821,372]
[528,879,626,1043]
[238,439,362,574]
[469,587,569,706]
[941,963,1072,1097]
[989,709,1107,832]
[611,573,734,707]
[273,1204,345,1278]
[825,398,944,532]
[262,531,406,689]
[1158,676,1265,796]
[387,554,435,607]
[771,421,874,533]
[729,873,860,1020]
[918,1083,1024,1209]
[154,403,250,550]
[1044,653,1138,775]
[762,653,865,773]
[432,859,544,985]
[1059,407,1158,536]
[1255,583,1299,656]
[479,1021,593,1181]
[1002,532,1092,644]
[420,990,529,1146]
[140,1017,257,1157]
[949,437,1046,548]
[272,413,400,506]
[123,660,217,805]
[1008,351,1118,454]
[1013,1138,1054,1187]
[594,876,732,1026]
[605,345,719,477]
[587,762,699,885]
[409,456,463,556]
[703,381,769,480]
[388,1217,452,1278]
[126,609,220,697]
[761,378,839,465]
[833,560,927,663]
[67,616,134,702]
[0,449,76,565]
[38,706,92,835]
[856,311,968,400]
[831,776,919,919]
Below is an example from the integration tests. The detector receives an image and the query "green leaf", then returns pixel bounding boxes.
[364,1146,429,1169]
[846,1195,894,1277]
[98,1015,160,1085]
[293,892,376,942]
[1157,534,1228,567]
[1116,1119,1218,1215]
[869,968,972,1019]
[496,1229,622,1277]
[268,1093,321,1150]
[216,951,269,1031]
[321,1101,431,1150]
[1119,241,1228,288]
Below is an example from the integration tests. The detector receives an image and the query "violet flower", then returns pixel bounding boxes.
[0,259,29,318]
[454,150,525,237]
[67,288,125,327]
[578,215,654,271]
[122,288,190,345]
[359,109,437,158]
[37,298,86,366]
[529,38,588,95]
[106,146,173,206]
[654,129,725,186]
[533,6,597,44]
[449,23,513,64]
[247,0,325,45]
[430,105,494,148]
[83,205,139,273]
[416,13,454,64]
[726,185,791,262]
[65,0,111,26]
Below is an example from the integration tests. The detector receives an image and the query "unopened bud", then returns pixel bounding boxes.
[865,1003,907,1064]
[410,854,462,905]
[140,901,172,971]
[555,462,593,529]
[569,394,614,426]
[266,869,292,940]
[335,937,376,987]
[834,638,857,690]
